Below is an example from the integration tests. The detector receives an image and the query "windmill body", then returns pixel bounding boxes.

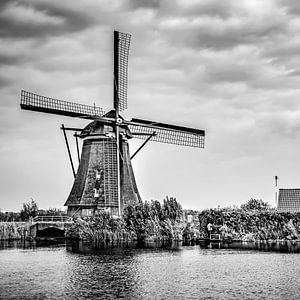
[65,111,141,217]
[20,31,205,217]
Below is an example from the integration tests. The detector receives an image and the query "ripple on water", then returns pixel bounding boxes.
[0,243,300,299]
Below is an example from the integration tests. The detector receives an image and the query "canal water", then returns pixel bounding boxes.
[1,241,300,299]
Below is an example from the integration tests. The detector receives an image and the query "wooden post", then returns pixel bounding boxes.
[75,132,80,163]
[61,124,76,178]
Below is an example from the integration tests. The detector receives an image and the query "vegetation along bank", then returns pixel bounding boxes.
[2,198,300,243]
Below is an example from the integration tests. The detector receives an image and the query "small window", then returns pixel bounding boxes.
[96,170,102,180]
[82,209,93,216]
[94,189,100,197]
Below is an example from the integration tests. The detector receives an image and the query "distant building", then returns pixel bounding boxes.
[277,189,300,212]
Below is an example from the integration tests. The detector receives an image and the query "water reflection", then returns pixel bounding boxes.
[199,240,300,253]
[67,240,183,255]
[0,239,67,250]
[1,241,300,299]
[2,239,300,253]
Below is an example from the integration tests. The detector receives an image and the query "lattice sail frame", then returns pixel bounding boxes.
[114,31,131,112]
[21,90,105,119]
[128,119,205,148]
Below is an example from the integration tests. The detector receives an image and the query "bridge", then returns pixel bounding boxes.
[29,216,73,239]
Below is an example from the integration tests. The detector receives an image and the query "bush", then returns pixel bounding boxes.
[198,206,300,241]
[67,197,189,243]
[20,199,38,221]
[241,199,270,211]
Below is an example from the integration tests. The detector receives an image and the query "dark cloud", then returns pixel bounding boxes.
[205,66,255,83]
[277,0,300,15]
[174,0,236,19]
[0,76,13,87]
[160,16,288,51]
[0,1,96,39]
[0,0,11,10]
[128,0,236,19]
[0,53,24,67]
[129,0,161,9]
[32,2,98,33]
[288,70,300,77]
[262,40,300,63]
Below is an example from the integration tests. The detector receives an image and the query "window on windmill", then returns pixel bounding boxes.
[82,209,93,216]
[96,170,101,179]
[94,188,100,198]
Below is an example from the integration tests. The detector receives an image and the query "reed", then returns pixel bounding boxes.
[66,198,197,244]
[0,222,27,240]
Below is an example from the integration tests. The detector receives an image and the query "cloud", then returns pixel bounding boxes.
[1,0,300,211]
[158,8,288,51]
[0,0,100,39]
[0,1,63,38]
[129,0,161,9]
[278,0,300,15]
[0,75,13,87]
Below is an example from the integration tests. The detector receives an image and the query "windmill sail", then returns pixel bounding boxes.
[127,118,205,148]
[20,30,206,218]
[20,90,105,119]
[114,31,131,112]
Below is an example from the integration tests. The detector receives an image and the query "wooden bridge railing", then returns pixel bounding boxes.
[33,216,73,223]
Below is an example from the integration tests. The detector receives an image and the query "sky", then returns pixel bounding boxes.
[1,0,300,212]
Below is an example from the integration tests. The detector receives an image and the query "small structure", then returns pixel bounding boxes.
[277,189,300,213]
[29,216,73,239]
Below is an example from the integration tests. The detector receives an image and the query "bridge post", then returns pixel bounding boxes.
[29,224,37,238]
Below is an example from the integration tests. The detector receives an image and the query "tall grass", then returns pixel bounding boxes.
[0,222,27,240]
[66,199,199,244]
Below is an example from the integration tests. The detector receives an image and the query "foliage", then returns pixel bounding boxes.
[123,197,184,241]
[20,199,39,221]
[66,211,132,243]
[38,208,66,216]
[198,198,300,241]
[67,197,188,243]
[240,198,270,211]
[0,211,22,222]
[162,196,183,221]
[0,205,65,222]
[0,222,27,240]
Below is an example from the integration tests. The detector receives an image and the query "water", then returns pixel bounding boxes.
[1,241,300,299]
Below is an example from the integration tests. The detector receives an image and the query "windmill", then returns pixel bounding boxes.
[20,31,205,217]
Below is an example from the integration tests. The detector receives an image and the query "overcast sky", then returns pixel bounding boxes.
[1,0,300,212]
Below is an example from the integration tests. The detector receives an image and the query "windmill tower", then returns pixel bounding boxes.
[20,31,205,217]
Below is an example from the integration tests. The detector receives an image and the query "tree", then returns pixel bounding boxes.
[241,199,270,211]
[37,207,66,216]
[162,196,183,221]
[20,199,38,221]
[0,211,21,222]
